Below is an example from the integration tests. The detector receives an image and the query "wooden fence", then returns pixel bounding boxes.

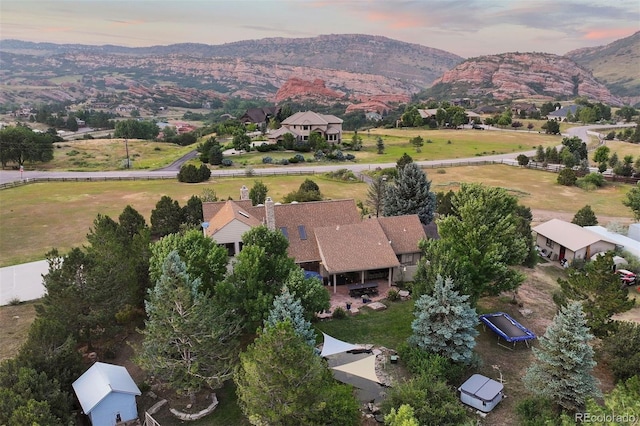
[143,412,161,426]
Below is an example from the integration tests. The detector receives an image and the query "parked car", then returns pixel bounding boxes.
[616,269,637,286]
[472,124,484,130]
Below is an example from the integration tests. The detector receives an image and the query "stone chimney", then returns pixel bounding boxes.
[265,197,275,230]
[240,185,249,201]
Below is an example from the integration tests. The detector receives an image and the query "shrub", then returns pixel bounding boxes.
[293,153,305,162]
[517,154,530,166]
[221,158,233,167]
[557,168,577,186]
[177,164,211,183]
[386,289,400,302]
[8,297,21,306]
[288,156,300,163]
[278,158,289,165]
[436,169,446,174]
[314,150,326,160]
[262,156,273,164]
[516,397,560,426]
[602,321,640,382]
[332,307,347,319]
[345,153,355,161]
[397,343,467,384]
[256,143,277,152]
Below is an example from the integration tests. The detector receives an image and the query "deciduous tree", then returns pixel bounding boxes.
[149,229,227,295]
[249,180,268,205]
[284,267,330,320]
[409,276,478,364]
[383,162,436,225]
[524,302,600,411]
[623,182,640,221]
[417,184,529,303]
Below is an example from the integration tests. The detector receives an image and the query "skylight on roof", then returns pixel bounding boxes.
[298,225,307,240]
[280,227,289,240]
[238,211,250,218]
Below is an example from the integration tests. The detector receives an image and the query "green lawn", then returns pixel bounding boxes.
[314,300,415,350]
[227,128,562,167]
[37,139,195,171]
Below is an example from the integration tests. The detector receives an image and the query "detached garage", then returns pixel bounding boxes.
[458,374,504,413]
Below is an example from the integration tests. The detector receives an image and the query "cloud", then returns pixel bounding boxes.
[241,25,314,38]
[42,26,74,33]
[584,28,638,40]
[108,19,146,27]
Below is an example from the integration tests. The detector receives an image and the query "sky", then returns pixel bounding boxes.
[1,0,638,58]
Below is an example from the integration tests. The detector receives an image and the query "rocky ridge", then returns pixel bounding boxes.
[430,52,623,106]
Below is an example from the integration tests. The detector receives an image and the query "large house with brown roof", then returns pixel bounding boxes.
[267,111,343,145]
[202,187,426,292]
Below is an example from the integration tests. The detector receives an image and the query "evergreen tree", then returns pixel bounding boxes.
[602,321,640,382]
[137,251,241,400]
[623,182,640,222]
[383,162,436,225]
[181,195,203,229]
[410,135,424,152]
[396,152,413,169]
[249,180,268,205]
[235,321,359,426]
[523,301,600,412]
[150,195,183,237]
[409,276,479,364]
[585,376,640,423]
[535,145,545,162]
[209,142,224,165]
[376,136,385,154]
[571,205,598,226]
[366,175,387,217]
[265,286,315,346]
[558,252,634,337]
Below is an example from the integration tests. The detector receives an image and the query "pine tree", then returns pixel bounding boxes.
[150,195,183,238]
[558,252,634,337]
[235,322,359,426]
[137,251,241,400]
[383,162,436,225]
[571,205,598,226]
[376,136,385,154]
[366,175,387,217]
[409,276,479,364]
[523,301,600,412]
[265,286,315,346]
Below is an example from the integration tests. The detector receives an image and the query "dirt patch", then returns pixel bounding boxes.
[531,209,634,228]
[0,301,37,362]
[474,263,616,425]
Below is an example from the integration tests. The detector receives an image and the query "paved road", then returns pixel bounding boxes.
[0,124,634,185]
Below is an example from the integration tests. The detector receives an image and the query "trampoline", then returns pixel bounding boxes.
[479,312,536,349]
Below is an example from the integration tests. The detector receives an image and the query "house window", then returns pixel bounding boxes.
[400,253,419,266]
[545,238,554,248]
[298,225,307,240]
[303,125,309,130]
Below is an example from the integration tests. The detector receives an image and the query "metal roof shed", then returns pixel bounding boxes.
[458,374,504,413]
[72,362,141,426]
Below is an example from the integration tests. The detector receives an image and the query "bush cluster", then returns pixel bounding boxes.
[177,164,211,183]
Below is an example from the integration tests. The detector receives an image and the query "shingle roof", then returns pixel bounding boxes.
[315,220,400,274]
[374,215,426,254]
[548,104,579,118]
[533,219,615,252]
[282,111,343,126]
[206,201,261,236]
[72,362,141,414]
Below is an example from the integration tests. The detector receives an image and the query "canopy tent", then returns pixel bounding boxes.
[590,252,628,267]
[320,333,361,357]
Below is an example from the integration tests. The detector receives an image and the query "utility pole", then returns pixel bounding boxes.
[124,139,130,168]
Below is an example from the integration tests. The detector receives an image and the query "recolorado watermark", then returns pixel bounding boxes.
[575,412,638,424]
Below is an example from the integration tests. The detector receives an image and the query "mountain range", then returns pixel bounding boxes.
[0,32,637,110]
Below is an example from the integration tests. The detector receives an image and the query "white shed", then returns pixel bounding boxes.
[72,362,141,426]
[458,374,504,413]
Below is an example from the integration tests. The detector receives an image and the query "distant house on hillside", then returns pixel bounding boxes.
[239,106,280,127]
[511,103,538,116]
[72,362,141,426]
[547,105,579,121]
[202,189,426,292]
[267,111,343,144]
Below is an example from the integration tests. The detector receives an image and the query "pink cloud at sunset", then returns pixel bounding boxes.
[43,26,74,33]
[584,28,638,40]
[366,11,422,30]
[110,20,146,28]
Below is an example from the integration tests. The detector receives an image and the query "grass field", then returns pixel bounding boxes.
[0,164,635,267]
[37,139,195,171]
[228,128,562,167]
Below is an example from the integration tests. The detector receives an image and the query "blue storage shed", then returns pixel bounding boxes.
[72,362,141,426]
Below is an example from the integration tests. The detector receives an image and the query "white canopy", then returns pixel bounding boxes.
[320,333,360,357]
[331,354,380,384]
